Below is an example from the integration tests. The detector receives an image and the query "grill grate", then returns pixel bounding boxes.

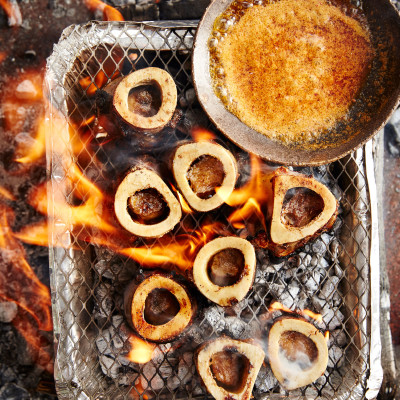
[45,21,379,400]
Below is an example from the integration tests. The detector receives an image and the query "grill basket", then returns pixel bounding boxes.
[45,21,382,400]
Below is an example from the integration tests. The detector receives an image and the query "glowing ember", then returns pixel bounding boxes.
[127,335,156,364]
[84,0,124,21]
[0,0,22,27]
[0,206,53,372]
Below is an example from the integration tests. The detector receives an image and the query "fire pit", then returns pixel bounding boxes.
[45,21,382,400]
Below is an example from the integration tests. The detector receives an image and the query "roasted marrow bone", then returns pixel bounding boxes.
[270,167,337,245]
[113,67,177,133]
[126,274,196,342]
[196,337,264,400]
[254,167,338,257]
[172,142,237,212]
[268,318,328,390]
[114,167,182,238]
[193,237,256,306]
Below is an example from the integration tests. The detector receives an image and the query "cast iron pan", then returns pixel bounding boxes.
[193,0,400,166]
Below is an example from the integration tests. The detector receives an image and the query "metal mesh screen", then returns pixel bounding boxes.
[45,21,377,400]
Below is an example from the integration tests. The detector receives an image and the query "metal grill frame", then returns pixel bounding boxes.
[45,21,382,400]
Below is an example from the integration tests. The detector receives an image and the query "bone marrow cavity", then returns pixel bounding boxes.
[207,248,245,287]
[210,349,250,393]
[144,288,180,326]
[128,188,169,224]
[128,82,162,118]
[281,187,324,227]
[279,331,318,370]
[187,155,225,199]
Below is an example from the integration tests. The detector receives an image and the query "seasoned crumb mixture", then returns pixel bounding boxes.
[211,0,373,144]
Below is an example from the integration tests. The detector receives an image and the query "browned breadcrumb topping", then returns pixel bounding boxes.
[213,0,373,144]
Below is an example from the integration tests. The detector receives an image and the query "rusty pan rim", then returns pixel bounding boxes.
[192,0,400,166]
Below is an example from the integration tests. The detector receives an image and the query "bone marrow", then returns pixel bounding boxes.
[126,273,196,342]
[193,237,256,306]
[208,248,245,287]
[115,167,182,238]
[113,67,177,133]
[196,337,264,400]
[172,142,237,212]
[187,155,225,199]
[268,318,328,390]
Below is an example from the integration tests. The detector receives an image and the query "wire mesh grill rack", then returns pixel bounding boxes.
[45,21,382,400]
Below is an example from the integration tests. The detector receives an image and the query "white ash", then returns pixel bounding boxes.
[203,306,226,334]
[254,364,278,393]
[310,254,329,269]
[327,344,345,369]
[224,317,260,339]
[141,358,176,391]
[0,301,18,323]
[318,308,345,331]
[94,259,134,282]
[319,276,340,301]
[94,281,114,319]
[330,329,347,347]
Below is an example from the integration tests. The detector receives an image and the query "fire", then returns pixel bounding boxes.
[0,186,15,201]
[324,331,330,341]
[191,127,217,142]
[84,0,124,21]
[0,206,53,372]
[221,154,272,207]
[171,185,193,214]
[79,70,120,97]
[302,309,323,324]
[0,0,22,27]
[269,301,292,313]
[121,221,225,271]
[127,335,156,364]
[16,115,46,164]
[228,197,266,230]
[269,301,324,324]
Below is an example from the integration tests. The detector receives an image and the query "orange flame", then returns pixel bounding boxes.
[228,197,266,230]
[325,331,330,341]
[79,70,120,97]
[302,309,323,324]
[121,222,225,271]
[127,335,156,364]
[171,185,193,214]
[269,302,325,326]
[0,186,15,201]
[84,0,124,21]
[0,206,53,372]
[191,127,216,142]
[219,154,272,207]
[0,0,22,26]
[16,115,46,164]
[269,301,292,313]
